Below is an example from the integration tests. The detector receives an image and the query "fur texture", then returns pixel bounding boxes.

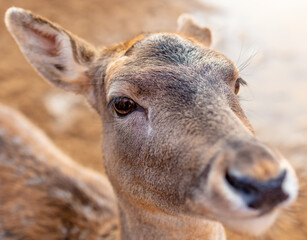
[0,104,118,240]
[4,7,301,240]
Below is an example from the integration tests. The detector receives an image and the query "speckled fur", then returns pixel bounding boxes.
[0,105,118,240]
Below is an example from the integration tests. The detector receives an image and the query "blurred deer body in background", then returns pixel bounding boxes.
[3,7,300,240]
[0,104,118,239]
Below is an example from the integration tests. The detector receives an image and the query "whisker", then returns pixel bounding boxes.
[238,51,258,73]
[236,41,245,66]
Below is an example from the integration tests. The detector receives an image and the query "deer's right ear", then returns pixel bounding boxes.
[5,7,98,97]
[177,14,212,47]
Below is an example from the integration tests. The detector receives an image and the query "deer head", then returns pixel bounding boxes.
[5,7,298,239]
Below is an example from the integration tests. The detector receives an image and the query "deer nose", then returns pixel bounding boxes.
[225,170,289,211]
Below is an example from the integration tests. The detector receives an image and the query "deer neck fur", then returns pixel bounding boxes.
[117,198,226,240]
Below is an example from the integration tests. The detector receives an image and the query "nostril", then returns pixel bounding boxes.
[225,171,259,196]
[225,170,289,210]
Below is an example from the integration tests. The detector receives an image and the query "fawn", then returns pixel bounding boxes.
[4,7,299,240]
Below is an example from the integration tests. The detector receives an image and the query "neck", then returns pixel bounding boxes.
[118,200,226,240]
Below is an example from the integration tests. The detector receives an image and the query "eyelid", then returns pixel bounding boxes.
[107,96,139,109]
[106,81,139,103]
[107,82,148,109]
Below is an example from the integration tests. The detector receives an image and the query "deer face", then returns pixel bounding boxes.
[5,8,298,236]
[99,33,298,235]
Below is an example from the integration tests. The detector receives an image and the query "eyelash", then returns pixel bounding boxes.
[237,77,247,86]
[235,77,247,95]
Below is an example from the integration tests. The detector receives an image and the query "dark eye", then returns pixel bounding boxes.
[234,77,247,95]
[112,97,137,116]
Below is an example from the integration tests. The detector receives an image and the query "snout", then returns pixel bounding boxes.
[191,139,299,235]
[225,169,288,212]
[220,140,298,213]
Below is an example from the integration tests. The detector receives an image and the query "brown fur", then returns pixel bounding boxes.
[0,104,118,240]
[3,7,303,240]
[0,105,306,240]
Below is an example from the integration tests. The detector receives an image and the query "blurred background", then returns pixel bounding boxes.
[0,0,306,174]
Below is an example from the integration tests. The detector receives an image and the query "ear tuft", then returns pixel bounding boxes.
[177,13,212,47]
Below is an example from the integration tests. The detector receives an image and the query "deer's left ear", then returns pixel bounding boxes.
[177,14,212,47]
[5,7,97,95]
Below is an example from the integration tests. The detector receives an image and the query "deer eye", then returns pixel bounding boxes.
[234,77,247,95]
[112,97,137,116]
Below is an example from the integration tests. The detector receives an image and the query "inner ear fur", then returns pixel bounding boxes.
[177,14,212,47]
[5,7,97,94]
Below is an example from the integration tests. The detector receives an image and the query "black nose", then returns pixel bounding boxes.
[225,170,289,211]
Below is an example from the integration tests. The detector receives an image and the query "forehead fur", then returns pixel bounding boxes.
[106,33,238,99]
[126,33,236,71]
